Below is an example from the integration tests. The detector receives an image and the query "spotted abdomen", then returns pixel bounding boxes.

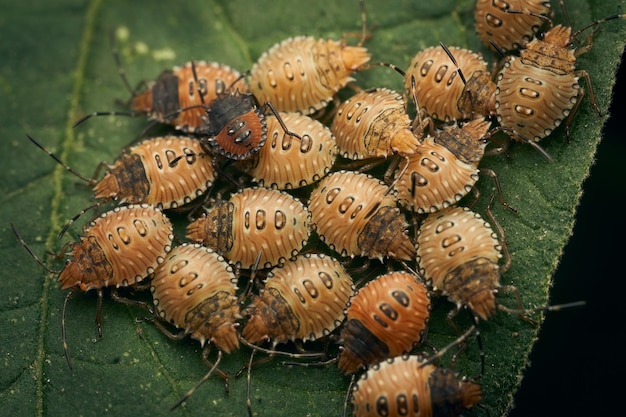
[331,88,419,159]
[308,170,414,260]
[238,112,338,189]
[249,36,371,115]
[93,136,216,209]
[475,0,552,53]
[150,243,240,353]
[405,46,488,122]
[394,119,490,214]
[186,187,312,269]
[496,56,580,142]
[338,271,430,374]
[60,204,174,292]
[242,253,354,345]
[132,61,248,133]
[350,355,482,417]
[416,206,503,320]
[200,90,268,160]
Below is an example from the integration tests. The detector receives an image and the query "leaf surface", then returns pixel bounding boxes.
[0,1,624,416]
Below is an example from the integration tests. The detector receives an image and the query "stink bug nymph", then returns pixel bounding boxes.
[392,118,515,214]
[308,170,415,261]
[331,87,420,160]
[198,87,304,164]
[27,134,217,236]
[186,187,312,269]
[125,61,249,133]
[415,203,584,324]
[248,1,371,115]
[350,354,483,417]
[242,253,355,348]
[416,205,506,321]
[76,33,249,133]
[199,89,269,161]
[404,45,492,123]
[493,13,626,151]
[12,204,174,368]
[149,243,241,408]
[475,0,553,53]
[236,111,339,190]
[338,270,431,375]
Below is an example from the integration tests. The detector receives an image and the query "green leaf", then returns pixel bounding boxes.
[0,1,624,416]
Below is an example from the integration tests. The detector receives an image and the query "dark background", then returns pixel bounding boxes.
[508,51,625,415]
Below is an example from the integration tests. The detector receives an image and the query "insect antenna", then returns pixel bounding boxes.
[440,42,467,84]
[418,324,480,372]
[557,0,572,29]
[570,14,626,50]
[407,73,434,136]
[109,28,142,99]
[497,299,586,320]
[26,134,96,185]
[361,61,409,87]
[501,9,552,25]
[488,40,507,59]
[237,335,326,361]
[11,223,63,275]
[342,374,358,417]
[25,135,120,238]
[245,347,256,417]
[170,349,224,411]
[190,59,208,105]
[61,290,75,370]
[484,125,554,162]
[71,31,147,128]
[340,0,369,47]
[260,100,303,142]
[130,103,209,141]
[228,70,248,93]
[27,134,127,220]
[72,110,140,128]
[239,252,263,304]
[57,202,105,240]
[11,223,79,370]
[357,0,368,47]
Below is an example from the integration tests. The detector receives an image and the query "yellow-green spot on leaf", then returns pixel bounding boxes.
[134,41,149,55]
[152,48,176,61]
[115,25,129,43]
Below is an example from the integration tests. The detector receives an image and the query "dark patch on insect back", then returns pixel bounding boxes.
[111,153,150,203]
[350,355,483,417]
[184,291,239,330]
[434,127,484,165]
[363,107,402,152]
[442,257,499,312]
[357,206,414,261]
[186,200,235,253]
[64,236,114,290]
[150,71,181,120]
[242,287,301,343]
[457,70,496,119]
[339,318,390,370]
[204,94,254,135]
[202,92,268,160]
[266,287,301,335]
[429,367,481,417]
[151,244,240,355]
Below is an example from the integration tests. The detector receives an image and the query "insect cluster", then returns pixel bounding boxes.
[12,0,620,416]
